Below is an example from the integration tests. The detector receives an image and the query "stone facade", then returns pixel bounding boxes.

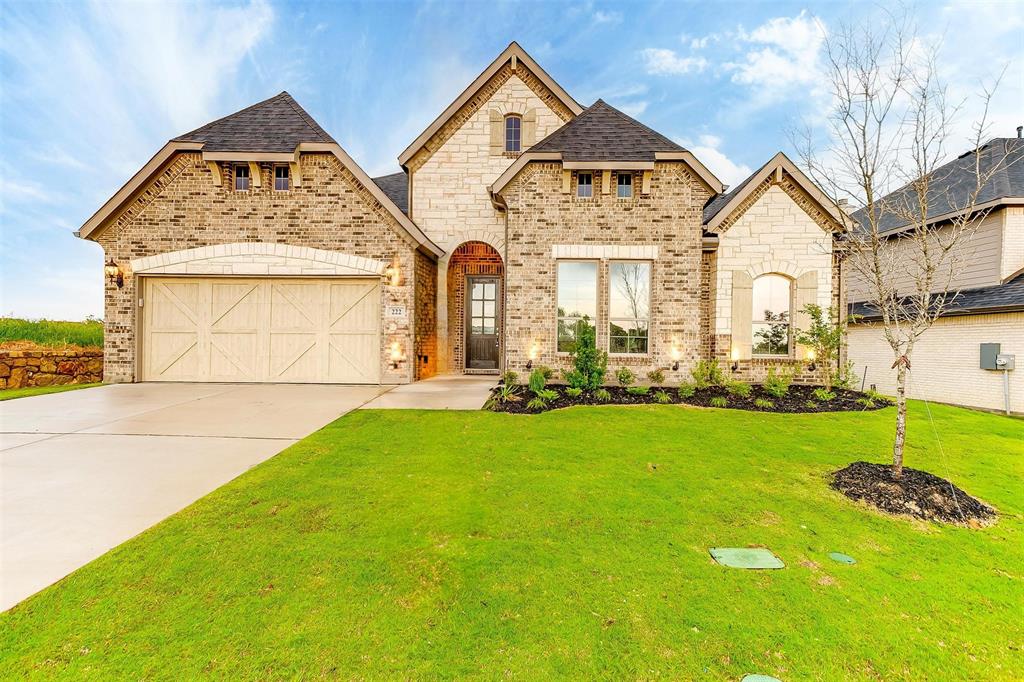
[0,349,103,389]
[502,163,711,383]
[95,152,430,384]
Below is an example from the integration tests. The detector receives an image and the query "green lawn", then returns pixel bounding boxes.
[0,382,101,401]
[0,317,103,348]
[2,403,1022,680]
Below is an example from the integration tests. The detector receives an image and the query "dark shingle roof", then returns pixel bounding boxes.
[372,171,408,214]
[850,274,1024,320]
[701,156,774,224]
[852,137,1024,234]
[172,91,335,152]
[529,99,684,161]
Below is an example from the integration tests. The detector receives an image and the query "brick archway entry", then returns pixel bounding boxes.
[446,242,504,373]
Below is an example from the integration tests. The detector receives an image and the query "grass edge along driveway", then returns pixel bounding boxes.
[2,402,1022,680]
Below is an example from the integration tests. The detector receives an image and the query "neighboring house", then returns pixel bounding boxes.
[846,136,1024,414]
[77,42,846,386]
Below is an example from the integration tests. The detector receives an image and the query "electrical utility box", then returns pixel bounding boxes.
[996,354,1015,370]
[980,343,1001,370]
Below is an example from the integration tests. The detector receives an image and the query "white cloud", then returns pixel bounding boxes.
[641,48,708,75]
[724,11,826,93]
[593,10,622,25]
[676,135,753,188]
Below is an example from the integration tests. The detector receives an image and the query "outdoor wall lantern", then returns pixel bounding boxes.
[526,341,539,370]
[104,258,124,288]
[806,348,817,372]
[731,346,740,373]
[390,341,405,369]
[384,264,401,287]
[670,343,681,371]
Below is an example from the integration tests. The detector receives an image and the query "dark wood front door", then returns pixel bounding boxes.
[466,276,500,370]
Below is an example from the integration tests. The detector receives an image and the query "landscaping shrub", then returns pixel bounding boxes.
[501,370,519,386]
[536,388,559,402]
[691,359,724,389]
[709,396,728,408]
[726,381,752,398]
[615,367,635,386]
[626,385,649,396]
[565,387,583,398]
[565,323,607,389]
[526,397,547,411]
[762,367,793,398]
[646,369,665,386]
[653,390,671,404]
[833,361,856,390]
[493,384,521,404]
[528,369,548,393]
[593,388,612,402]
[754,397,774,409]
[794,303,846,391]
[537,365,555,381]
[677,382,696,398]
[0,316,103,348]
[813,388,836,402]
[856,396,876,408]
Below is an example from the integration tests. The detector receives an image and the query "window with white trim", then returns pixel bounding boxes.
[274,165,290,191]
[577,172,593,198]
[505,115,521,152]
[234,164,250,191]
[557,261,597,353]
[752,273,792,356]
[609,261,651,354]
[617,173,633,198]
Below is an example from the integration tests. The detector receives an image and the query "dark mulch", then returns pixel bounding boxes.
[831,461,997,525]
[488,384,891,415]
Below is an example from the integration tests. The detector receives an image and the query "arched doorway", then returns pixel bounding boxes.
[446,241,504,372]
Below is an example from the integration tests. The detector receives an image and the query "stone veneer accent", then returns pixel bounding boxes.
[502,163,711,382]
[0,348,103,389]
[130,242,387,277]
[446,242,505,372]
[96,152,429,384]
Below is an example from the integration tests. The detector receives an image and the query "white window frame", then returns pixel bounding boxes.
[234,164,250,191]
[555,259,599,355]
[577,172,593,199]
[616,173,633,198]
[607,260,651,356]
[751,273,793,358]
[504,114,522,153]
[274,164,290,191]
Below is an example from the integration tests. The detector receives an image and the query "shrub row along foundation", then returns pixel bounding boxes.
[0,349,103,389]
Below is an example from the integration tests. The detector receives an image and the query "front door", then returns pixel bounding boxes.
[466,276,500,370]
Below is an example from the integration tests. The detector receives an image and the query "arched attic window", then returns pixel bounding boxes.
[504,114,522,152]
[752,273,793,356]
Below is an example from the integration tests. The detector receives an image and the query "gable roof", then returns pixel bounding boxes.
[852,137,1024,235]
[702,151,847,231]
[529,99,684,161]
[397,41,583,167]
[372,171,408,214]
[172,91,335,152]
[850,273,1024,320]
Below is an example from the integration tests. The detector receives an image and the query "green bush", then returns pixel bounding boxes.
[856,396,875,408]
[726,381,752,398]
[677,382,696,399]
[833,361,856,390]
[565,387,583,398]
[566,323,607,389]
[537,365,555,381]
[536,388,559,402]
[593,388,612,402]
[762,367,793,398]
[812,388,836,402]
[501,370,519,386]
[0,317,103,348]
[615,367,636,386]
[709,396,728,408]
[805,400,818,409]
[528,369,547,393]
[754,398,774,409]
[526,397,548,411]
[493,384,521,404]
[646,369,665,386]
[625,385,649,396]
[653,390,672,404]
[691,359,724,389]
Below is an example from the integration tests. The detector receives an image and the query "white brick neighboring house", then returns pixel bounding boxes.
[846,139,1024,415]
[76,42,848,386]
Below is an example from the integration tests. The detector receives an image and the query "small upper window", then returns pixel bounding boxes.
[617,173,633,198]
[274,165,290,191]
[234,164,250,191]
[577,172,593,198]
[505,115,521,153]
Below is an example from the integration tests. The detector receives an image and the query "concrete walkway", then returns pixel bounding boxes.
[361,374,496,410]
[0,382,386,611]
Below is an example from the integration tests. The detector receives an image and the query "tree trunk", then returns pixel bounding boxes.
[892,362,907,479]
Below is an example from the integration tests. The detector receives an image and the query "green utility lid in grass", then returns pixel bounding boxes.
[741,675,783,682]
[709,547,785,569]
[829,551,856,565]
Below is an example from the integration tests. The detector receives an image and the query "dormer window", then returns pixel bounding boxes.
[505,115,521,152]
[617,173,633,198]
[234,164,250,191]
[577,172,593,198]
[274,165,290,191]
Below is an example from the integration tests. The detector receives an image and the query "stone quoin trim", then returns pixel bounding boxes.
[130,243,388,277]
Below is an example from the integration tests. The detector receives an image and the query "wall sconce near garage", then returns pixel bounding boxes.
[731,346,740,373]
[390,341,406,369]
[104,258,124,288]
[384,261,401,287]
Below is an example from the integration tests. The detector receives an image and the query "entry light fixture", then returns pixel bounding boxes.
[390,342,405,369]
[384,262,401,287]
[104,258,124,288]
[806,348,817,372]
[730,347,740,373]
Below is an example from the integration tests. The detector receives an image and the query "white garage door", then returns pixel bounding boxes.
[141,277,380,383]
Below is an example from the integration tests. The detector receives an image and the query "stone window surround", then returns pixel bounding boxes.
[130,242,388,278]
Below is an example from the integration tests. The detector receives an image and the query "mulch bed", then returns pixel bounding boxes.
[831,461,996,525]
[488,384,891,415]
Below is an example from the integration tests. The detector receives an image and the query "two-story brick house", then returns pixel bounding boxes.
[78,42,846,386]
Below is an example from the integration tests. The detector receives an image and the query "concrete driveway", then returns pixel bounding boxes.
[0,382,388,611]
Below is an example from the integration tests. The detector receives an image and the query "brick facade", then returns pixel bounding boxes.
[414,250,438,379]
[95,152,424,384]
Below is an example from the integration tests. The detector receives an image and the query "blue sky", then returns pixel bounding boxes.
[1,0,1021,320]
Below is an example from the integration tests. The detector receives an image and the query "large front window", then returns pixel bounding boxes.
[557,261,597,353]
[609,262,650,354]
[752,274,792,356]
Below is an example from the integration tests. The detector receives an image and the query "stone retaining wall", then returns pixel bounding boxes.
[0,349,103,389]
